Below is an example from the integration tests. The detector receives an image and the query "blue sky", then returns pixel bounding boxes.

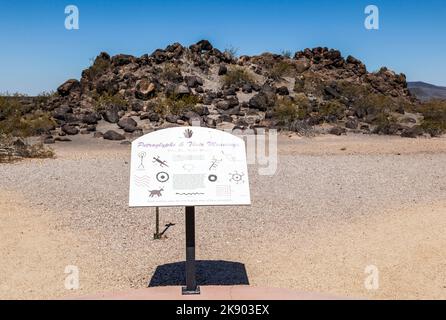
[1,0,445,95]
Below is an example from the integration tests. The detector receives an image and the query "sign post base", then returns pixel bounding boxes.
[183,206,200,295]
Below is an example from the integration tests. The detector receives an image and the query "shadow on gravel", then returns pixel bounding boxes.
[148,260,249,287]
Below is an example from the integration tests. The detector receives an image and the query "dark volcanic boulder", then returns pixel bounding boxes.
[276,86,289,96]
[117,117,138,133]
[329,126,346,136]
[103,105,122,123]
[53,105,73,121]
[111,54,135,66]
[190,40,213,52]
[57,79,80,97]
[165,114,179,123]
[248,91,276,111]
[61,124,79,135]
[82,112,99,125]
[103,130,125,141]
[185,76,203,88]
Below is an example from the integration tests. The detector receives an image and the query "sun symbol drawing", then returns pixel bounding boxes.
[229,171,245,184]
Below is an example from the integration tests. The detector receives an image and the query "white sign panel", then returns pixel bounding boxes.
[129,127,251,207]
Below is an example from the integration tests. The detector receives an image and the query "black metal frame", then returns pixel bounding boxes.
[182,206,200,295]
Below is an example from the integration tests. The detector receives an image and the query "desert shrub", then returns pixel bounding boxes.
[93,93,128,111]
[0,135,54,163]
[319,100,346,121]
[418,100,446,137]
[222,67,255,87]
[223,46,238,60]
[155,94,202,116]
[161,63,183,82]
[281,50,292,58]
[274,98,298,123]
[35,91,57,106]
[87,56,111,79]
[294,72,324,95]
[0,96,56,137]
[294,94,312,120]
[269,61,294,80]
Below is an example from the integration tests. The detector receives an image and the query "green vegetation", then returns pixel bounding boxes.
[222,67,255,87]
[418,100,446,137]
[269,61,293,80]
[319,100,345,121]
[154,94,202,116]
[0,95,55,137]
[274,94,311,124]
[93,92,128,111]
[86,56,111,79]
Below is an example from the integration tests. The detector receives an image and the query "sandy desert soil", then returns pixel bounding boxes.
[0,133,445,300]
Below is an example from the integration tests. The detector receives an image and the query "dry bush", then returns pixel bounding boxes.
[417,100,446,137]
[269,61,294,80]
[93,93,128,111]
[0,96,56,137]
[154,94,202,116]
[0,135,54,163]
[222,67,255,87]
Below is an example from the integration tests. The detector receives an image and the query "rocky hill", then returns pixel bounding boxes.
[4,40,438,143]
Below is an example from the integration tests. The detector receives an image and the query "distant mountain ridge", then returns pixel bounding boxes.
[408,81,446,101]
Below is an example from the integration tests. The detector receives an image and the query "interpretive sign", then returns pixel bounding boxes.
[129,127,251,207]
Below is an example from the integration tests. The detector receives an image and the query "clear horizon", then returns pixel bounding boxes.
[1,0,445,95]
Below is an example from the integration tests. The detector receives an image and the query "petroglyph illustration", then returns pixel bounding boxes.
[149,187,164,198]
[208,174,218,182]
[175,192,205,196]
[156,172,170,183]
[183,128,194,138]
[229,171,245,184]
[134,176,151,188]
[209,157,222,170]
[137,152,146,169]
[153,156,169,168]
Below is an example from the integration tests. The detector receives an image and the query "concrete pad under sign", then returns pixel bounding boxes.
[72,286,347,300]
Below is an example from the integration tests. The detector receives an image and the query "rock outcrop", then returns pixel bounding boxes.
[32,40,425,139]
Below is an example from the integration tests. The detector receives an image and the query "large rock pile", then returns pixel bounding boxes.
[38,40,423,141]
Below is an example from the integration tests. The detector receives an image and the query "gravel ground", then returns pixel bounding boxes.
[1,133,445,299]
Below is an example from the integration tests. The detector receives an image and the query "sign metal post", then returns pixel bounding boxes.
[182,206,199,294]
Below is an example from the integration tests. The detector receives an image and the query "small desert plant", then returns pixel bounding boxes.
[223,46,238,60]
[269,61,293,80]
[0,135,54,162]
[93,93,128,111]
[222,67,255,87]
[155,94,202,116]
[0,96,56,137]
[418,100,446,137]
[274,98,298,123]
[281,50,293,59]
[319,100,346,121]
[161,63,183,82]
[87,55,111,79]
